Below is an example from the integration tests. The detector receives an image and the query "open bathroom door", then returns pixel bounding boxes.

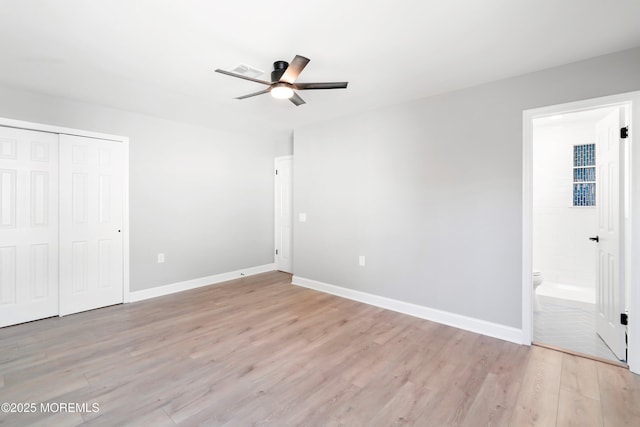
[595,108,626,361]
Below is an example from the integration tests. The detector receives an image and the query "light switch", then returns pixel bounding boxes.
[157,253,165,263]
[359,255,365,266]
[299,213,307,222]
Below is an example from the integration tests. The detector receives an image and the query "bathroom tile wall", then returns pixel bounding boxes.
[533,120,598,289]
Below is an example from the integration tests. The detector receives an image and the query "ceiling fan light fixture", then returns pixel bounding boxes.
[215,55,347,107]
[271,83,294,99]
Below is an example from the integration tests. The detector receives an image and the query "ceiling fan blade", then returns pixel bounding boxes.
[294,82,349,90]
[235,89,271,100]
[290,92,306,106]
[280,55,310,84]
[215,69,272,85]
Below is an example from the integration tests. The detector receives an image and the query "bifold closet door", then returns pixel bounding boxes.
[0,127,59,328]
[59,134,124,316]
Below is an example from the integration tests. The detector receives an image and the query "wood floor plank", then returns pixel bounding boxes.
[242,371,355,425]
[556,386,602,427]
[0,410,84,427]
[461,371,522,427]
[329,366,416,426]
[510,345,563,426]
[368,380,436,426]
[1,271,639,426]
[120,408,175,427]
[561,353,600,401]
[597,362,640,426]
[0,369,89,403]
[279,381,362,426]
[460,340,530,426]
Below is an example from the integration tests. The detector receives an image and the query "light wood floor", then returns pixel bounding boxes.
[1,271,639,426]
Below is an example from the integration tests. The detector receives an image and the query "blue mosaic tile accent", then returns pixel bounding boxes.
[573,143,596,206]
[573,183,596,206]
[573,167,595,182]
[573,144,595,167]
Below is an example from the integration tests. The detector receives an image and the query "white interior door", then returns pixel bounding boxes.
[275,156,293,273]
[0,127,58,327]
[59,134,124,316]
[595,108,626,360]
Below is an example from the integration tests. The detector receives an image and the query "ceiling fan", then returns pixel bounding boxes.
[215,55,348,106]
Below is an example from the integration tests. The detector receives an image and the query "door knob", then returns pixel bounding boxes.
[589,236,599,242]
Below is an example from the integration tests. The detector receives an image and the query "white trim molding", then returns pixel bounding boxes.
[0,117,127,142]
[128,263,276,302]
[292,276,523,345]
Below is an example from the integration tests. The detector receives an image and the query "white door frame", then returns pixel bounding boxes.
[522,91,640,374]
[0,117,131,303]
[274,155,293,273]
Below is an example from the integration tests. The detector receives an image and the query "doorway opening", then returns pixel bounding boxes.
[274,155,293,273]
[523,91,640,374]
[532,106,627,364]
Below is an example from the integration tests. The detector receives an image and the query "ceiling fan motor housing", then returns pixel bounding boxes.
[271,61,289,82]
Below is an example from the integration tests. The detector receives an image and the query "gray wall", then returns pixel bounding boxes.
[294,47,640,329]
[0,85,288,291]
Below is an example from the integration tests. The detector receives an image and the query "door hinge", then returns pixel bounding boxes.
[621,312,628,326]
[275,169,278,175]
[621,126,629,139]
[275,249,278,255]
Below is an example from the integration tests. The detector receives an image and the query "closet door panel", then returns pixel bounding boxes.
[0,127,58,327]
[59,134,124,316]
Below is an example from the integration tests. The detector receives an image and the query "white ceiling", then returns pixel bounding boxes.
[1,1,640,135]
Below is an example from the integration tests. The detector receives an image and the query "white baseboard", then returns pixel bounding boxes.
[128,263,276,302]
[292,276,524,345]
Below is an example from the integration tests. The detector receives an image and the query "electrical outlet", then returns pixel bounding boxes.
[157,253,165,263]
[299,213,307,222]
[359,255,365,266]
